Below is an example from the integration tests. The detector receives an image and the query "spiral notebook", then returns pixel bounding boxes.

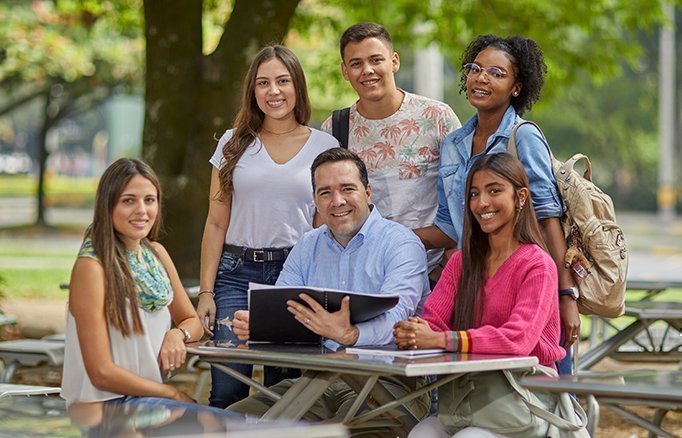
[248,282,399,344]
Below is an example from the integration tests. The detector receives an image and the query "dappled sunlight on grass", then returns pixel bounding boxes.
[0,174,96,207]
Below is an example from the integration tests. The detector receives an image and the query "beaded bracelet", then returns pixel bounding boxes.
[198,290,215,298]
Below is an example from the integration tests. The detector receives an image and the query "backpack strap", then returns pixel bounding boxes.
[332,107,350,149]
[507,120,547,159]
[559,153,593,182]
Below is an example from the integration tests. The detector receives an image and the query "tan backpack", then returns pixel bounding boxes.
[508,121,628,317]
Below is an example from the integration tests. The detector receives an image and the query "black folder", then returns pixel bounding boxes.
[248,283,400,344]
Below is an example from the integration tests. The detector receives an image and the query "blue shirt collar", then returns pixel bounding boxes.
[323,204,381,250]
[451,105,520,145]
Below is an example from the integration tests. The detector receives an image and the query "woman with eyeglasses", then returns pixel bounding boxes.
[414,35,579,375]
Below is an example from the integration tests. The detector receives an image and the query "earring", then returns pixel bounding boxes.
[513,91,519,97]
[517,200,525,211]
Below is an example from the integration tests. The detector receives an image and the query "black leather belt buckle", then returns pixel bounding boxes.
[252,250,266,262]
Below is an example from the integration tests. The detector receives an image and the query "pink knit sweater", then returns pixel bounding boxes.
[423,244,565,367]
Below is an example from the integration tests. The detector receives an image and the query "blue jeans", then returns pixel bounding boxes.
[556,332,573,375]
[118,395,238,418]
[87,396,240,436]
[209,251,300,409]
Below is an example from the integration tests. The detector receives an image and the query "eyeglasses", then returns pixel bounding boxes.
[463,63,507,80]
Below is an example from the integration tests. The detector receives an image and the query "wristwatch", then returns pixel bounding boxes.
[559,287,580,300]
[177,327,192,343]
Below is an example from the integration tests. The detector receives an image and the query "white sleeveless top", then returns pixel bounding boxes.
[61,240,173,404]
[60,306,171,404]
[209,127,338,248]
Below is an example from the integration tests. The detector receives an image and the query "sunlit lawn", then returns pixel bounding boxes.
[0,174,96,206]
[0,241,74,300]
[0,173,93,301]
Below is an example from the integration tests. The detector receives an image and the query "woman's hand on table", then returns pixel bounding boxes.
[158,328,187,374]
[393,316,444,349]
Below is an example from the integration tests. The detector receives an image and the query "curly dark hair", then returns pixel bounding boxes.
[459,34,547,116]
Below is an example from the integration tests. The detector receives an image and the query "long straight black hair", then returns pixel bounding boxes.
[453,153,547,329]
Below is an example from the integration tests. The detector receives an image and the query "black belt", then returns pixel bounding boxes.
[223,244,291,262]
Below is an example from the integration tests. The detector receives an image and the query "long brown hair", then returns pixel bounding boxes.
[453,153,547,329]
[217,44,311,199]
[87,158,162,336]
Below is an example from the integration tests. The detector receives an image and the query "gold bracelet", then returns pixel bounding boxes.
[198,290,215,298]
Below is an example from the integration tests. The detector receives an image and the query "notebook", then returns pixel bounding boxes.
[248,282,399,344]
[345,345,444,358]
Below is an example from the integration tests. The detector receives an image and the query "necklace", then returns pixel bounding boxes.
[261,124,300,136]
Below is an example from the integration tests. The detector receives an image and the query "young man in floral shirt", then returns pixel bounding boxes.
[322,22,460,283]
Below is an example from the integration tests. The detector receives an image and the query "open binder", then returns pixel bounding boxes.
[248,282,399,344]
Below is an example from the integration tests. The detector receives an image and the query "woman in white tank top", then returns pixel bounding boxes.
[61,158,231,421]
[196,45,338,408]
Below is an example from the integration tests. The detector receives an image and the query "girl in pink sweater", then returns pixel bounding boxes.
[395,153,565,437]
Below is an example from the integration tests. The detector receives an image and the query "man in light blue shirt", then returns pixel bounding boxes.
[276,179,429,349]
[230,147,430,433]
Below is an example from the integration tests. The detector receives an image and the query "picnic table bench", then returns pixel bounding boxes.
[579,279,682,371]
[521,369,682,438]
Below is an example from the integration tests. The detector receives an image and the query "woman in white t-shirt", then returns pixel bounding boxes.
[196,44,338,408]
[61,158,230,421]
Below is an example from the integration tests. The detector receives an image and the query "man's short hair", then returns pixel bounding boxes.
[339,22,393,60]
[311,147,369,191]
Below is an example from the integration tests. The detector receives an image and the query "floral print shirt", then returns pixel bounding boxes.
[322,91,460,270]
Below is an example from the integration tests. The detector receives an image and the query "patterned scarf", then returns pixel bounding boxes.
[127,244,173,312]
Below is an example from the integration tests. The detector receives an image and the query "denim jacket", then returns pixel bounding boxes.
[434,105,562,246]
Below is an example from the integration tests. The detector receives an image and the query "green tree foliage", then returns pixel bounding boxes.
[535,67,660,211]
[533,18,682,211]
[294,0,674,106]
[0,0,143,225]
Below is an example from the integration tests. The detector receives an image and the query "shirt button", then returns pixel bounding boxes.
[341,281,346,285]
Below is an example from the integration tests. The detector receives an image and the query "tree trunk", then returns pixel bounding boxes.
[142,0,300,280]
[36,91,50,227]
[35,87,60,227]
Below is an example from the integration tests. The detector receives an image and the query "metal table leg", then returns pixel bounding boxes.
[261,370,339,421]
[0,360,18,384]
[606,403,676,438]
[648,409,670,438]
[578,320,647,370]
[210,362,281,402]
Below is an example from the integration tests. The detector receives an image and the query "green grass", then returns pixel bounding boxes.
[0,241,77,258]
[0,241,76,300]
[1,267,71,299]
[0,174,97,206]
